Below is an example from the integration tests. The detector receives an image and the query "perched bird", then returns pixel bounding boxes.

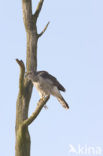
[25,71,69,109]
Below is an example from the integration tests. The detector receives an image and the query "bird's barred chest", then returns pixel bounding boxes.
[32,76,53,97]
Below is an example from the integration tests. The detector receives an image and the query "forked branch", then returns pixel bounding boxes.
[38,22,50,38]
[22,96,50,127]
[34,0,44,21]
[16,59,25,96]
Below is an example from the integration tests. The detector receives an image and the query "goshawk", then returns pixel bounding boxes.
[26,71,69,109]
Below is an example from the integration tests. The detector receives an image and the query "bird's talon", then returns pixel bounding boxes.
[41,97,45,101]
[44,105,48,109]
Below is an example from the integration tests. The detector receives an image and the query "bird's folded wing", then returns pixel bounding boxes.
[36,71,66,92]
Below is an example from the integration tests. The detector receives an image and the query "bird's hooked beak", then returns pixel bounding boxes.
[25,71,32,80]
[25,71,37,82]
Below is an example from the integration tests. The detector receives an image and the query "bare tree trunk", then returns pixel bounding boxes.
[15,1,49,156]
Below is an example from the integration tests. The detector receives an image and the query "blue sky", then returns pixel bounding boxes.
[0,0,103,156]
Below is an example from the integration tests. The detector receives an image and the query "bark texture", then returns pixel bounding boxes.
[15,1,49,156]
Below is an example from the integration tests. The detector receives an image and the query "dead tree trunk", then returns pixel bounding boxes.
[15,1,49,156]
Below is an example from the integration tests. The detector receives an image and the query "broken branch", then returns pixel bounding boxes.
[16,59,25,96]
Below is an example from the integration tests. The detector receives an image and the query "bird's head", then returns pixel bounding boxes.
[25,71,34,81]
[25,71,38,82]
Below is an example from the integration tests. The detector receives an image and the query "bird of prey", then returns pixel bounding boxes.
[25,71,69,109]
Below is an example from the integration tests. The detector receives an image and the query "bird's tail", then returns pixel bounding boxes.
[57,96,69,109]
